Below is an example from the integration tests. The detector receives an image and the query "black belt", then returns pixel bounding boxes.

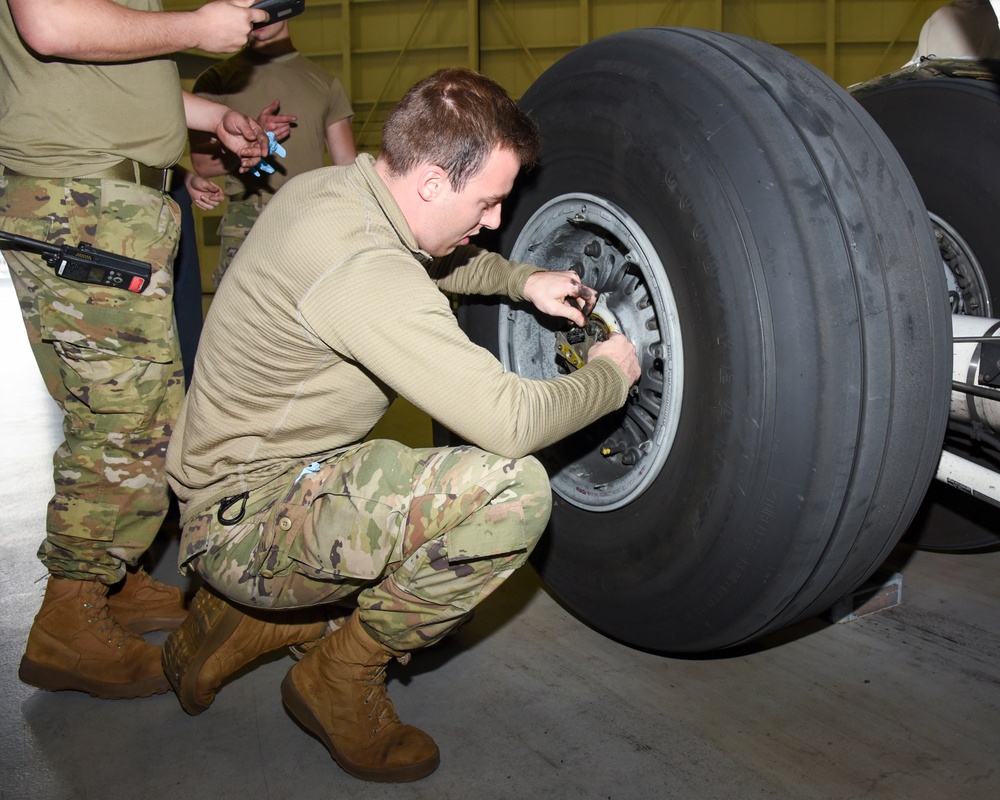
[3,160,171,193]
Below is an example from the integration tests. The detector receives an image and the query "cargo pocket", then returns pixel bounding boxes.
[279,490,401,582]
[47,495,118,542]
[40,299,173,430]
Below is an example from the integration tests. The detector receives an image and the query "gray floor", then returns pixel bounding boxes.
[1,265,999,800]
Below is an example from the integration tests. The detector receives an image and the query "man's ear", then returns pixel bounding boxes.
[416,165,448,202]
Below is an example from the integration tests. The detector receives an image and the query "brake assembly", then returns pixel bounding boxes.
[554,294,622,371]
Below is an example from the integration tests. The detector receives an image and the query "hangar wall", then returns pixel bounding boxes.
[166,0,946,147]
[161,0,949,293]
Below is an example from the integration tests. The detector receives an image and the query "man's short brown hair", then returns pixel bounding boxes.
[379,68,540,192]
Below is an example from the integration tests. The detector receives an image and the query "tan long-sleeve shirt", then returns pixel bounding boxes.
[167,154,630,520]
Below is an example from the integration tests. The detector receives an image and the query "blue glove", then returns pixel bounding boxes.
[251,131,287,178]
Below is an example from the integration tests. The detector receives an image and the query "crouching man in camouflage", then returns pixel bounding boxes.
[164,68,640,782]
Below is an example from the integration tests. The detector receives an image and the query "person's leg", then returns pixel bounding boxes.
[168,176,203,389]
[171,439,550,779]
[2,175,185,697]
[281,441,551,781]
[188,441,550,623]
[350,443,552,651]
[211,198,259,288]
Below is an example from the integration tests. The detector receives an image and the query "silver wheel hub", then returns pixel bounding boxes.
[500,193,684,511]
[931,211,991,317]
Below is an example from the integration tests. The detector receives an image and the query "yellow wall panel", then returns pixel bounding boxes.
[480,0,581,49]
[724,0,827,43]
[163,1,952,93]
[604,0,722,31]
[838,0,936,41]
[288,1,345,54]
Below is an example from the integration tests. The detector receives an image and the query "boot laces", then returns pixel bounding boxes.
[82,583,135,648]
[362,663,400,736]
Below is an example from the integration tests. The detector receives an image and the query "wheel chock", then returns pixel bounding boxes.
[827,572,903,624]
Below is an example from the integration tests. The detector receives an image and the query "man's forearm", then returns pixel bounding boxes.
[9,0,261,61]
[11,0,197,59]
[183,92,232,136]
[183,92,268,173]
[189,150,233,180]
[430,248,541,299]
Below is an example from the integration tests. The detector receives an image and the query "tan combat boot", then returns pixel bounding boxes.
[161,585,328,715]
[280,610,440,783]
[107,565,188,634]
[18,575,169,699]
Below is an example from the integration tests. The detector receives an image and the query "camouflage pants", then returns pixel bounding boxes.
[212,197,268,288]
[181,440,552,651]
[0,173,184,583]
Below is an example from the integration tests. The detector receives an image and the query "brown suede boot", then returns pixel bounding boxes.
[161,585,328,715]
[18,575,169,699]
[280,611,440,783]
[107,566,188,634]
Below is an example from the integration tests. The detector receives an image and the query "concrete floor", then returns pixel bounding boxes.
[1,264,999,800]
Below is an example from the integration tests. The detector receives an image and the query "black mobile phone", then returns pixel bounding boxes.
[250,0,306,29]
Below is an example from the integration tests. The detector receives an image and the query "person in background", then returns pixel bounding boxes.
[908,0,1000,64]
[163,68,640,783]
[171,168,224,388]
[191,17,357,287]
[0,0,269,701]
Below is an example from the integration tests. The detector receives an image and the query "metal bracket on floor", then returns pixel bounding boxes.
[827,572,903,624]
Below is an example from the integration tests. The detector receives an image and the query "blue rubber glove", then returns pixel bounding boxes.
[251,131,287,178]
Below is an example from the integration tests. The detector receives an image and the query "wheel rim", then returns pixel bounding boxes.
[929,211,992,317]
[498,193,684,512]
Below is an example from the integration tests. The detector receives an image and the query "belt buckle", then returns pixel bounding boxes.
[136,162,170,193]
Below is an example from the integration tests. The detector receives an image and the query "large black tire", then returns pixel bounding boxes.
[459,28,951,652]
[853,60,1000,552]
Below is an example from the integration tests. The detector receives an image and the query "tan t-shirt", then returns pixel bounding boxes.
[167,155,630,518]
[0,0,187,176]
[194,48,353,199]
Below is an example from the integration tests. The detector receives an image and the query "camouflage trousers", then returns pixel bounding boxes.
[212,197,269,288]
[0,173,184,583]
[180,440,552,651]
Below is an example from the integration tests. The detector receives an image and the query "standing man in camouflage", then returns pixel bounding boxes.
[164,68,641,782]
[0,0,271,700]
[190,17,357,287]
